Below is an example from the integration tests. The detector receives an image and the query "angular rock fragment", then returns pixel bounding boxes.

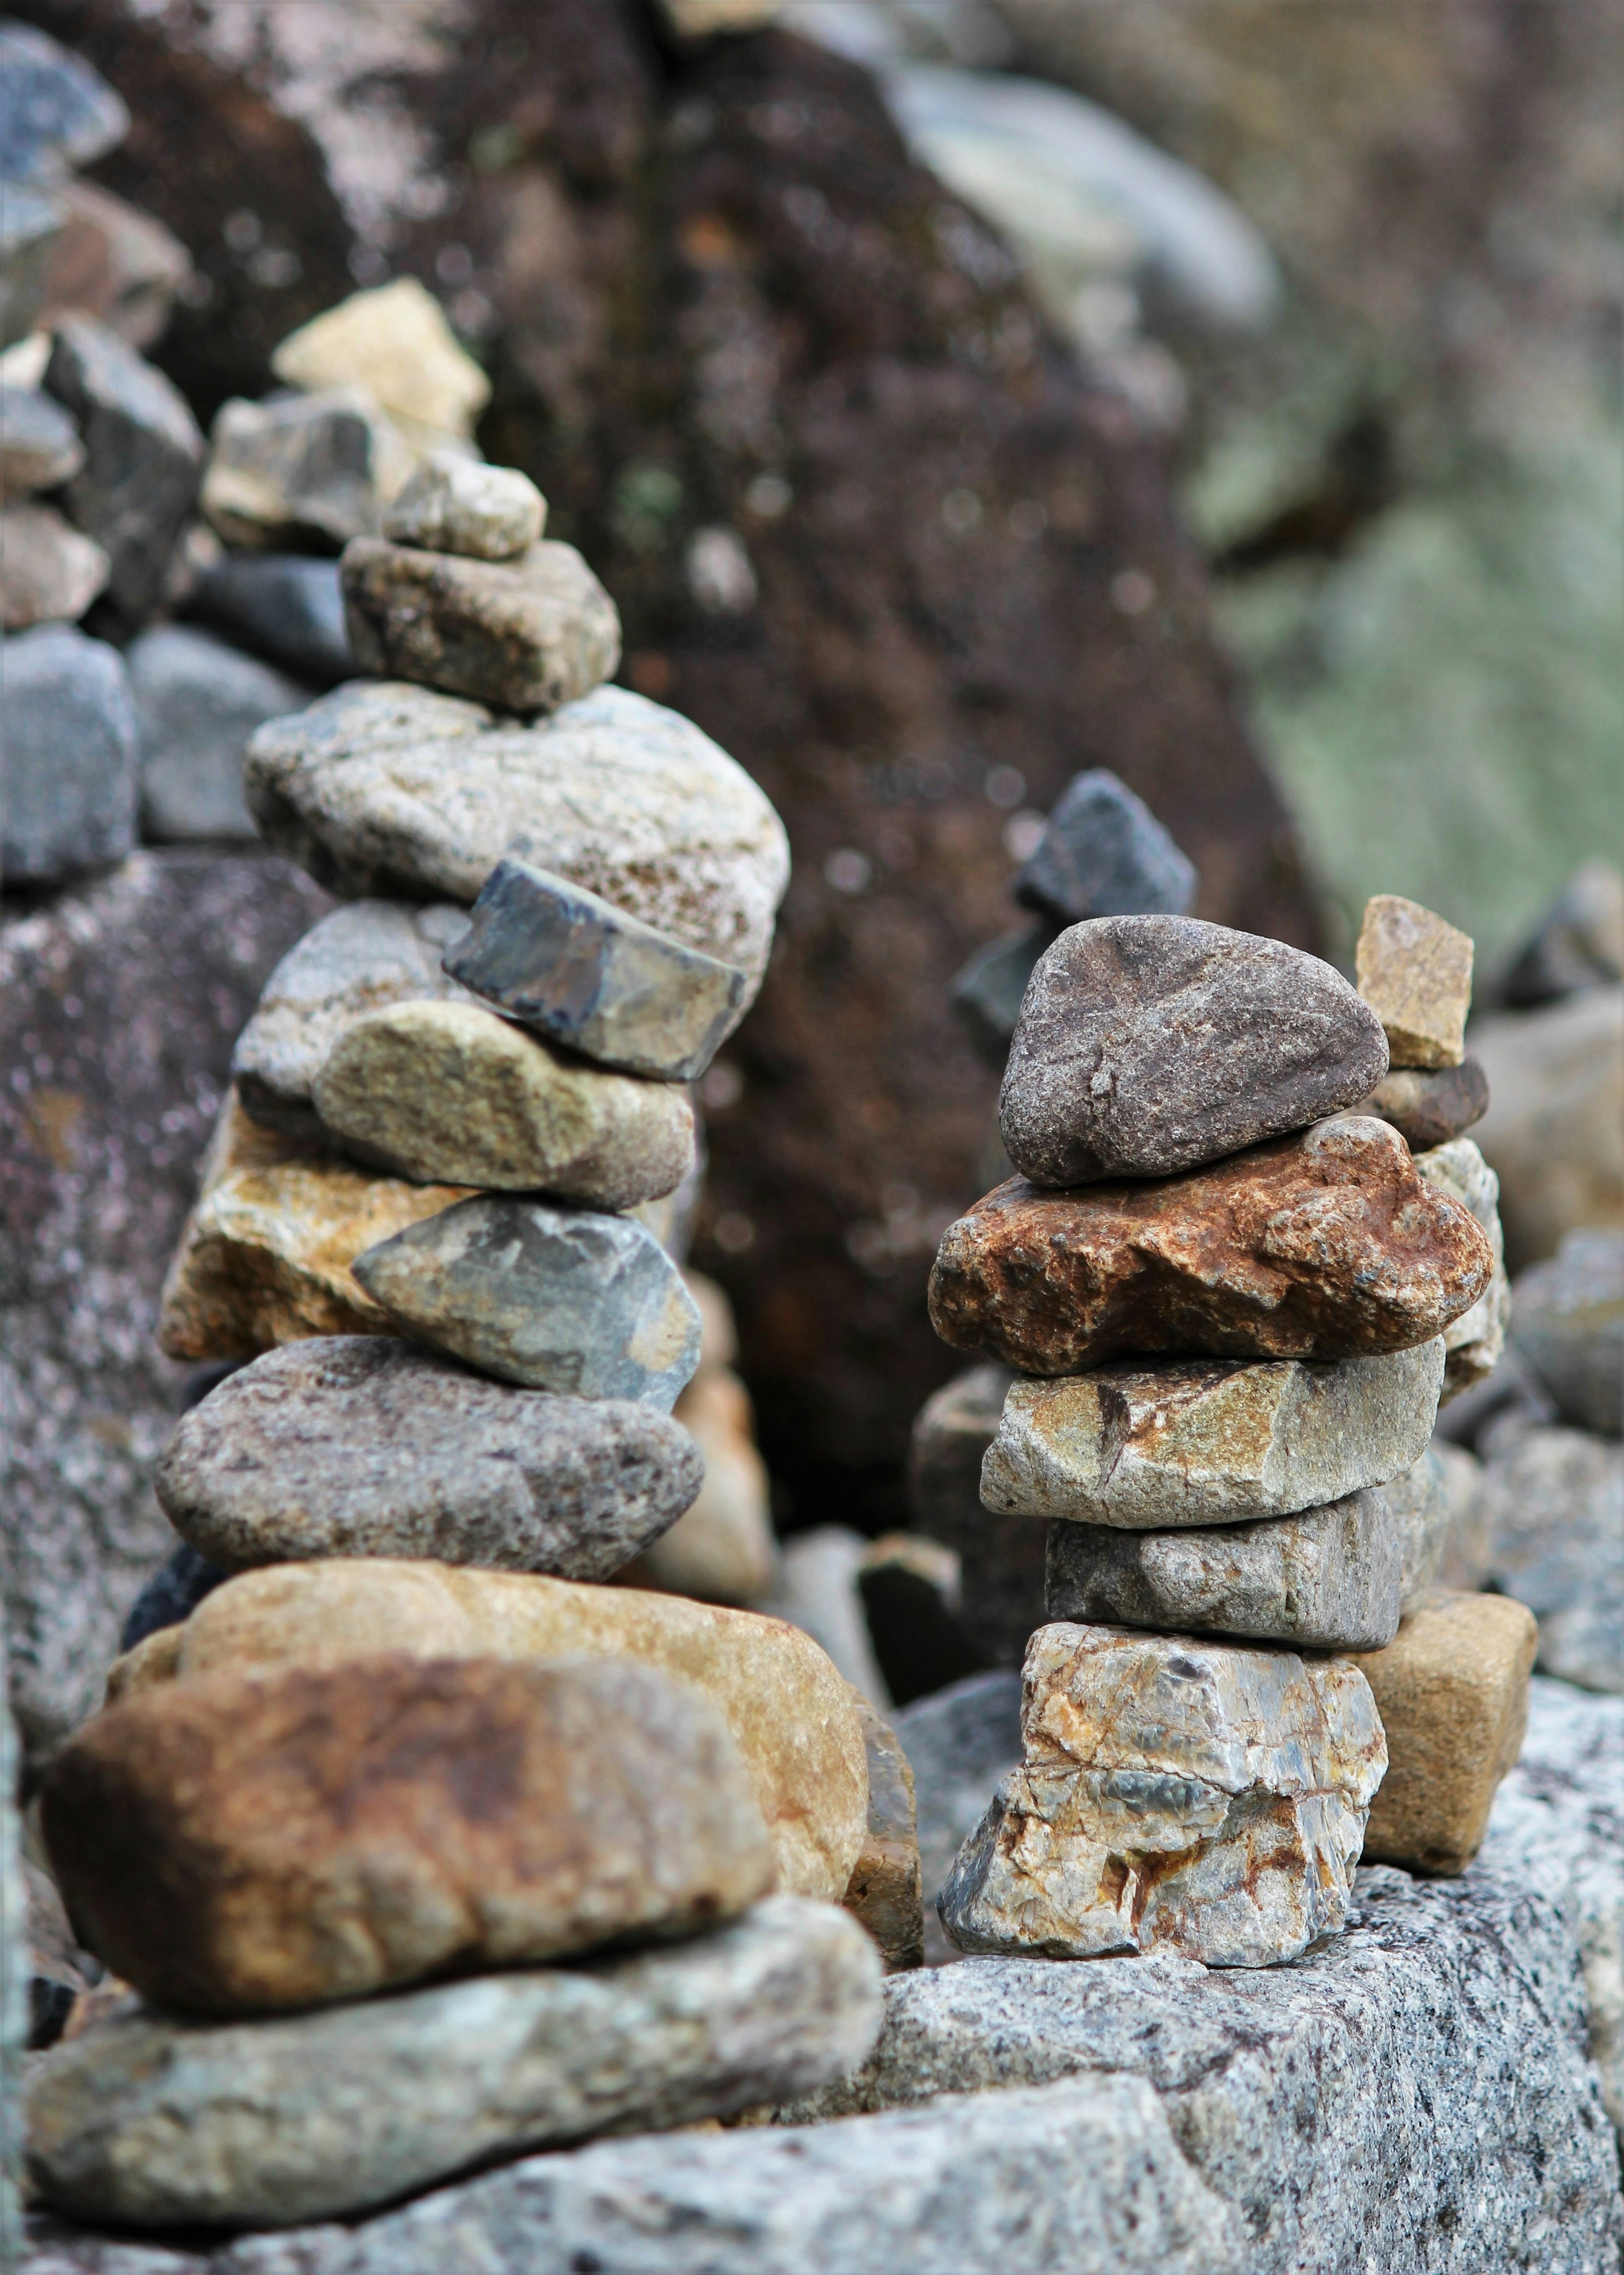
[25,1897,881,2231]
[0,23,128,181]
[186,550,354,685]
[384,449,545,560]
[354,1193,703,1409]
[0,621,136,883]
[939,1624,1385,1967]
[1000,917,1388,1186]
[446,857,749,1080]
[1348,1593,1537,1873]
[930,1116,1493,1374]
[1413,1136,1509,1400]
[1014,769,1196,925]
[1470,986,1624,1270]
[341,534,621,713]
[909,1363,1044,1669]
[1474,1425,1623,1694]
[1511,1228,1623,1436]
[1355,894,1473,1069]
[0,502,106,628]
[202,387,415,550]
[272,277,491,448]
[1352,1055,1488,1150]
[129,623,312,844]
[981,1341,1445,1527]
[0,382,82,495]
[951,920,1059,1062]
[842,1697,924,1972]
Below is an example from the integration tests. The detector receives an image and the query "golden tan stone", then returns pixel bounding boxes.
[1355,895,1473,1069]
[1349,1592,1537,1875]
[272,279,491,447]
[625,1367,778,1605]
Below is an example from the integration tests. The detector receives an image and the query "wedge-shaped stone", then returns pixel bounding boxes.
[938,1624,1385,1967]
[354,1193,702,1409]
[1352,1056,1487,1150]
[25,1897,880,2230]
[1414,1137,1509,1401]
[1349,1594,1537,1874]
[980,1342,1445,1528]
[155,1337,702,1579]
[930,1117,1492,1375]
[244,679,790,985]
[383,450,544,561]
[313,999,697,1203]
[104,1558,870,1904]
[445,856,750,1080]
[999,917,1388,1187]
[1355,894,1473,1069]
[1014,768,1196,926]
[272,277,491,447]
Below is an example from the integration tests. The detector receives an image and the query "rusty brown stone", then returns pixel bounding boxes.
[930,1115,1494,1375]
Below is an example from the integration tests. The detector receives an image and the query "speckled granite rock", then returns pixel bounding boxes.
[0,623,137,885]
[1352,1055,1488,1150]
[1355,894,1473,1069]
[1414,1136,1509,1400]
[1475,1425,1624,1694]
[383,452,544,561]
[1512,1229,1624,1436]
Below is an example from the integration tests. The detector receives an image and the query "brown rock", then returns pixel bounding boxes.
[930,1116,1493,1375]
[1349,1593,1538,1875]
[842,1697,924,1973]
[1353,1058,1488,1151]
[1355,896,1473,1069]
[42,1654,774,2017]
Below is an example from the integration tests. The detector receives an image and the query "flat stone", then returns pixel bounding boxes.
[244,678,791,984]
[908,1363,1044,1669]
[25,1896,880,2234]
[314,997,697,1203]
[156,1335,701,1579]
[1512,1228,1624,1435]
[341,534,621,713]
[627,1360,779,1605]
[1014,768,1197,926]
[1502,858,1624,1008]
[1475,1424,1624,1693]
[950,920,1058,1062]
[0,503,105,628]
[1352,1055,1488,1149]
[129,624,312,845]
[44,317,202,623]
[353,1193,703,1410]
[272,279,491,448]
[118,1543,225,1653]
[0,384,82,495]
[383,449,545,560]
[445,856,750,1080]
[0,22,128,181]
[186,552,354,686]
[0,623,136,885]
[1348,1592,1538,1874]
[1355,893,1473,1068]
[930,1116,1492,1374]
[999,917,1389,1187]
[202,389,415,551]
[843,1698,924,1972]
[1414,1135,1510,1401]
[939,1624,1385,1966]
[980,1341,1445,1527]
[43,1653,773,2018]
[1469,987,1624,1271]
[1043,1486,1402,1651]
[107,1557,870,1904]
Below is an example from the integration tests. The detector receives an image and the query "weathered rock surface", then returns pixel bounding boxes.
[999,918,1388,1187]
[939,1624,1385,1966]
[1475,1424,1624,1693]
[44,1654,772,2017]
[1352,1055,1488,1150]
[981,1341,1444,1527]
[0,504,107,629]
[843,1698,924,1973]
[1383,1445,1456,1609]
[1355,893,1473,1068]
[186,552,354,687]
[26,1897,880,2232]
[909,1364,1043,1669]
[129,624,311,846]
[931,1116,1492,1374]
[1014,769,1196,926]
[113,1558,870,1904]
[1471,987,1624,1270]
[0,623,136,885]
[1414,1135,1509,1400]
[0,384,82,496]
[271,278,491,449]
[383,451,544,561]
[244,679,790,985]
[1512,1228,1624,1436]
[155,1337,702,1579]
[202,389,414,552]
[354,1194,703,1410]
[446,857,750,1080]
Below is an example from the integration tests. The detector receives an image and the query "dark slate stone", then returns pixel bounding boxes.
[118,1544,226,1654]
[0,22,128,183]
[0,623,136,886]
[184,551,355,686]
[1353,1055,1489,1151]
[949,921,1058,1063]
[1014,769,1196,927]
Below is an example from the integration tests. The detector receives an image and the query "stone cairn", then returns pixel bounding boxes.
[21,448,922,2236]
[920,789,1533,1964]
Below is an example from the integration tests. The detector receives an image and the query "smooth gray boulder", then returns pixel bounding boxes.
[0,624,136,885]
[129,624,313,844]
[1476,1424,1623,1694]
[1512,1228,1624,1436]
[186,552,354,686]
[1014,768,1196,926]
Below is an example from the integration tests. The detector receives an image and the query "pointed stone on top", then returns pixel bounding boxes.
[384,450,546,562]
[1355,894,1473,1069]
[1015,769,1196,926]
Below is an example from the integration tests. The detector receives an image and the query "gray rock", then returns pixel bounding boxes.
[155,1335,703,1578]
[0,385,82,496]
[354,1194,704,1410]
[1476,1425,1623,1694]
[202,390,415,552]
[1352,1055,1489,1150]
[1415,1136,1510,1401]
[893,1671,1023,1944]
[1383,1443,1456,1608]
[383,450,545,561]
[908,1363,1043,1670]
[1015,769,1196,926]
[25,1897,883,2232]
[129,624,313,845]
[761,1526,891,1708]
[1043,1486,1403,1651]
[981,1341,1445,1527]
[186,553,354,686]
[0,624,136,885]
[1,1633,24,2264]
[0,187,60,349]
[0,505,107,629]
[950,921,1058,1062]
[445,857,749,1080]
[45,319,203,623]
[1000,915,1388,1186]
[1512,1228,1624,1435]
[1470,987,1624,1274]
[0,23,128,181]
[244,679,790,986]
[1502,858,1624,1008]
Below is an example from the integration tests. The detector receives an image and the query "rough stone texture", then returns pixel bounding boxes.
[1000,917,1388,1187]
[244,679,790,987]
[1384,1444,1456,1609]
[446,856,750,1080]
[1014,769,1197,926]
[114,1557,870,1904]
[1502,859,1624,1008]
[627,1362,779,1605]
[1348,1593,1537,1875]
[271,278,491,448]
[0,384,83,496]
[44,317,201,622]
[1355,893,1473,1068]
[1352,1055,1489,1150]
[354,1193,703,1411]
[129,624,311,845]
[908,1363,1044,1670]
[313,999,697,1206]
[202,388,414,552]
[1471,988,1624,1271]
[951,921,1059,1061]
[931,1115,1492,1374]
[893,1672,1022,1955]
[26,1897,880,2233]
[155,1336,703,1579]
[981,1341,1445,1527]
[843,1696,924,1973]
[0,504,107,629]
[0,1633,22,2262]
[0,21,127,181]
[43,1653,773,2017]
[0,623,136,885]
[1415,1135,1510,1400]
[1512,1228,1624,1435]
[1474,1424,1624,1694]
[383,450,544,561]
[340,535,621,714]
[0,851,330,1763]
[1043,1486,1402,1651]
[185,552,353,687]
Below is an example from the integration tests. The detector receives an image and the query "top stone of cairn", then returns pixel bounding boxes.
[1015,769,1197,926]
[1355,894,1473,1069]
[384,450,546,563]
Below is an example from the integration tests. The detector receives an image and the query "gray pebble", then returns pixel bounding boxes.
[0,622,136,885]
